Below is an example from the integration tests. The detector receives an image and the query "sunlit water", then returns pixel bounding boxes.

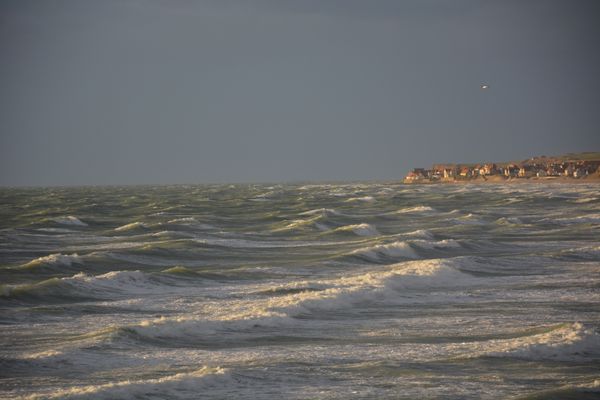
[1,183,599,399]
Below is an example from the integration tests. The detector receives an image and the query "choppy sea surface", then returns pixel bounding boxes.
[1,183,599,399]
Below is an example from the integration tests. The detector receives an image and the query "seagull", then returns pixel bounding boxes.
[480,84,489,90]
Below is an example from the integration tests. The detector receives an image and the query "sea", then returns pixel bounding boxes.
[1,182,599,399]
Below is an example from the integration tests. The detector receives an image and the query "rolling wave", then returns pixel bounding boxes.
[114,222,149,232]
[52,216,87,226]
[330,223,379,236]
[1,270,171,302]
[95,259,477,344]
[28,366,230,399]
[20,253,83,270]
[394,206,435,214]
[485,322,600,362]
[349,239,463,261]
[350,241,418,261]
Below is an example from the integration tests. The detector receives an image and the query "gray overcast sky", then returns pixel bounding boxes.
[1,0,599,186]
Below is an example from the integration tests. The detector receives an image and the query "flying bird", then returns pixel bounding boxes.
[480,84,489,90]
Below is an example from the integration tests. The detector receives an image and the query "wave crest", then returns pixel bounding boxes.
[53,216,87,226]
[111,259,474,343]
[487,322,600,362]
[1,270,165,301]
[114,222,149,232]
[394,206,435,214]
[351,241,418,261]
[33,366,230,399]
[332,223,379,236]
[21,253,82,270]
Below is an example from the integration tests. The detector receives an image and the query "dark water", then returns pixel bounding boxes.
[1,183,599,399]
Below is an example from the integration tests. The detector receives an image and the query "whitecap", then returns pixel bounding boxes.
[333,223,380,236]
[572,197,598,204]
[21,253,82,269]
[167,217,197,224]
[35,366,230,399]
[1,270,168,300]
[53,216,87,226]
[486,322,600,362]
[410,239,462,250]
[394,206,435,214]
[114,222,148,232]
[36,228,76,233]
[298,208,340,217]
[495,217,523,225]
[403,229,435,239]
[122,259,475,341]
[553,213,600,225]
[351,241,418,261]
[345,196,375,203]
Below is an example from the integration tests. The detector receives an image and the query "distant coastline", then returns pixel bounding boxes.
[403,152,600,184]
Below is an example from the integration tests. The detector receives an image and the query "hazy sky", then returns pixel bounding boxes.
[1,0,599,186]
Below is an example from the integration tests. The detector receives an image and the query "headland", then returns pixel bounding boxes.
[403,152,600,184]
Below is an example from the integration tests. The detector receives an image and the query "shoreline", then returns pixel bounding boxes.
[403,175,600,185]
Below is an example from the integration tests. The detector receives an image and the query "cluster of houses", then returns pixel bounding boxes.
[404,159,600,183]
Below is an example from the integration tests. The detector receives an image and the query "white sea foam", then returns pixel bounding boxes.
[167,217,197,224]
[274,216,323,232]
[65,270,162,294]
[122,259,475,341]
[36,228,76,233]
[29,366,230,399]
[572,197,598,203]
[447,213,486,225]
[394,206,435,214]
[21,349,64,360]
[333,223,379,236]
[129,259,475,339]
[346,196,375,203]
[403,229,435,239]
[559,245,600,260]
[553,213,600,225]
[151,230,194,239]
[114,222,148,232]
[351,241,418,260]
[22,253,82,269]
[1,270,166,299]
[298,208,340,217]
[495,217,523,225]
[486,322,600,362]
[193,237,343,249]
[410,239,462,250]
[53,216,87,226]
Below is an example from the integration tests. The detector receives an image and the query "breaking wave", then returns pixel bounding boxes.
[345,196,375,203]
[52,216,87,226]
[114,222,149,232]
[167,217,197,224]
[331,223,379,236]
[350,239,462,261]
[553,213,600,225]
[109,259,476,343]
[1,270,169,301]
[394,206,435,214]
[350,241,418,261]
[495,217,523,225]
[298,208,341,217]
[485,322,600,362]
[20,253,83,270]
[411,239,462,250]
[28,366,231,399]
[403,229,435,239]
